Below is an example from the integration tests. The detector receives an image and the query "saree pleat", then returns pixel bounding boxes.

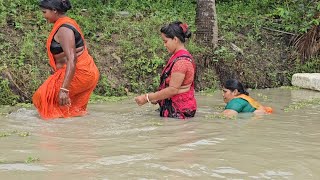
[33,17,99,119]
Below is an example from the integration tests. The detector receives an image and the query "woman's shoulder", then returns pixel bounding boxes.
[174,51,194,64]
[230,98,248,103]
[172,58,194,73]
[226,98,248,108]
[225,98,249,112]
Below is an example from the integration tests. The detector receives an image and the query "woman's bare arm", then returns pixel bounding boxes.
[55,26,77,106]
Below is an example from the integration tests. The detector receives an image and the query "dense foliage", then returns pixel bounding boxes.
[0,0,319,105]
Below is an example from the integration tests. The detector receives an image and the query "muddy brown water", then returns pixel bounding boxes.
[1,88,320,179]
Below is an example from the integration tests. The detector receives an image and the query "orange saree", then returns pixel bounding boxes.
[33,17,99,120]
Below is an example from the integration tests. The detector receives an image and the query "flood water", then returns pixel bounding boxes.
[1,88,320,180]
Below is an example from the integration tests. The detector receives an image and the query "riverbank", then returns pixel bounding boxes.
[0,1,319,105]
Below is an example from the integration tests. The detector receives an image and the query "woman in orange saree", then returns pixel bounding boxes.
[33,0,99,120]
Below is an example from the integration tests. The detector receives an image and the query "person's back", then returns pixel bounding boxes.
[225,98,256,113]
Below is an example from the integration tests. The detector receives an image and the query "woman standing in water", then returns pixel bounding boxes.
[33,0,99,119]
[135,21,197,119]
[222,79,273,117]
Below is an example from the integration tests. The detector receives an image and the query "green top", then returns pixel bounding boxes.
[225,98,256,113]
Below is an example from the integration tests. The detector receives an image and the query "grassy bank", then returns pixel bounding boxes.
[0,0,319,105]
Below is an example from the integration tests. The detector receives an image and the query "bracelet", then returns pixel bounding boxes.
[146,93,150,103]
[60,87,69,92]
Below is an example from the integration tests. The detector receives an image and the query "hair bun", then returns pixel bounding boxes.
[179,23,188,33]
[61,0,72,11]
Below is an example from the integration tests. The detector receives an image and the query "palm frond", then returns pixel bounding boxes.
[292,25,320,63]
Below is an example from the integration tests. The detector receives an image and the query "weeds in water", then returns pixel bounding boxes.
[284,98,320,112]
[206,113,237,120]
[257,93,269,101]
[89,94,131,103]
[0,157,39,164]
[151,122,163,126]
[280,86,301,90]
[0,132,11,137]
[25,156,40,164]
[18,132,31,137]
[212,105,225,111]
[0,130,31,138]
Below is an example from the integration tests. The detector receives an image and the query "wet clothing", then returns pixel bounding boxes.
[33,17,99,120]
[158,49,197,119]
[165,59,194,86]
[225,94,273,114]
[50,24,84,54]
[225,98,256,113]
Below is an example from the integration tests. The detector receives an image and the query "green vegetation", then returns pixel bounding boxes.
[0,130,31,137]
[214,0,319,88]
[0,156,40,164]
[206,113,237,120]
[25,156,40,163]
[284,98,320,112]
[0,0,319,105]
[279,86,301,90]
[89,94,131,103]
[0,132,11,137]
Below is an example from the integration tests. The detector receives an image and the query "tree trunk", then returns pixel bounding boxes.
[195,0,218,48]
[194,0,219,91]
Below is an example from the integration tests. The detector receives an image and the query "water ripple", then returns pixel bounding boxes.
[97,153,154,166]
[182,138,225,148]
[146,163,199,177]
[212,167,247,174]
[0,163,48,171]
[250,170,293,179]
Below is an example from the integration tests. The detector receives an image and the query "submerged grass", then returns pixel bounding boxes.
[205,113,237,120]
[89,93,131,103]
[0,130,31,137]
[25,156,40,163]
[284,98,320,112]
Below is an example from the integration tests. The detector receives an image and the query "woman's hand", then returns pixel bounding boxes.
[59,89,71,106]
[50,67,55,74]
[222,109,238,118]
[134,94,148,106]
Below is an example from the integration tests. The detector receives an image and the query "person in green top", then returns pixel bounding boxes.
[222,79,272,117]
[225,97,256,113]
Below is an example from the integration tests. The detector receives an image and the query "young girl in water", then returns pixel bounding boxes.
[222,79,273,117]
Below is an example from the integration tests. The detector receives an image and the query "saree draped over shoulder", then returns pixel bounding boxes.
[236,94,273,114]
[158,49,197,119]
[32,17,99,120]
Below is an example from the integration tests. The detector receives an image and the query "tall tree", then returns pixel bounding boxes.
[194,0,219,90]
[195,0,218,48]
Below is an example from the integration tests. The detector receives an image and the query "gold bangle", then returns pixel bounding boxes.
[146,93,150,103]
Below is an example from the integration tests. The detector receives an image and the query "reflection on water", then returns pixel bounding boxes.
[1,88,320,179]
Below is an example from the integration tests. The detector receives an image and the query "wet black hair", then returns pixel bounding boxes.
[223,79,249,95]
[160,21,192,43]
[39,0,72,13]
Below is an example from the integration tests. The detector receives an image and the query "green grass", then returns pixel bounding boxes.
[0,0,319,105]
